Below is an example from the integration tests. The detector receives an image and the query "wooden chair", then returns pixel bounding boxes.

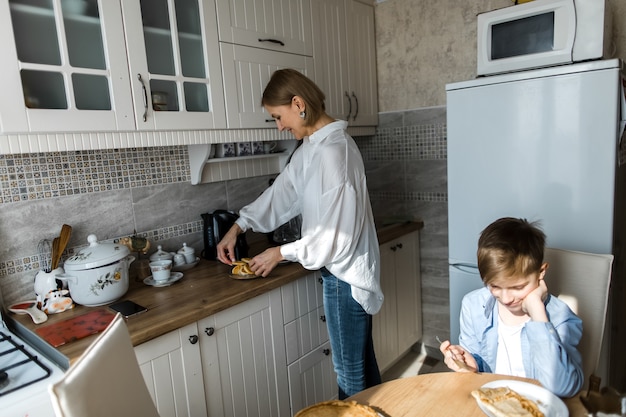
[49,313,160,417]
[543,247,614,389]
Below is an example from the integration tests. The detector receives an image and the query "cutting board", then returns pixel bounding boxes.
[35,308,116,347]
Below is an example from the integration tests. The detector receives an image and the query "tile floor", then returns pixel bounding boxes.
[381,345,450,382]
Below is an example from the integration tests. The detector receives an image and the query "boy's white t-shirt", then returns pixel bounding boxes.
[495,315,528,377]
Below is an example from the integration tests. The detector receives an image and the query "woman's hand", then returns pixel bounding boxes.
[438,340,478,373]
[247,247,283,277]
[216,224,243,265]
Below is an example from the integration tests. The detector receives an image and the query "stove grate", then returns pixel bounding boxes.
[0,330,52,396]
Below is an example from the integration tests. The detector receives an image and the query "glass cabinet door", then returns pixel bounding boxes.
[122,0,226,130]
[3,0,134,132]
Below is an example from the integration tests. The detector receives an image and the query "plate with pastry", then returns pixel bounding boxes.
[472,380,567,417]
[229,258,260,280]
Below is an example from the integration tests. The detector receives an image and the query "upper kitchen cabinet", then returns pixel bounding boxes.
[220,44,313,128]
[311,0,378,128]
[216,0,314,129]
[0,0,135,133]
[215,0,312,56]
[120,0,226,130]
[0,0,226,135]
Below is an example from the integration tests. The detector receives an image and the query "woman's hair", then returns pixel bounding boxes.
[261,68,326,126]
[477,217,546,285]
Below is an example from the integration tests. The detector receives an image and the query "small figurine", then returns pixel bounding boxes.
[119,235,151,254]
[42,289,75,314]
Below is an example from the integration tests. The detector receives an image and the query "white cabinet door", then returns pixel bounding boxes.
[135,323,208,417]
[0,0,135,133]
[373,231,422,373]
[121,0,226,130]
[215,0,312,56]
[394,231,422,354]
[345,0,378,126]
[220,44,314,128]
[311,0,377,127]
[198,290,290,417]
[287,341,337,414]
[373,239,399,372]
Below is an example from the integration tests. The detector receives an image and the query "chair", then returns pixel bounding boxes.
[49,313,160,417]
[543,247,614,389]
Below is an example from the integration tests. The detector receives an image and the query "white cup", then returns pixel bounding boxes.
[236,142,252,156]
[149,260,172,282]
[215,143,236,158]
[263,141,277,154]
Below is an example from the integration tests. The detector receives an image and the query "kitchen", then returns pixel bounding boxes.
[1,0,626,414]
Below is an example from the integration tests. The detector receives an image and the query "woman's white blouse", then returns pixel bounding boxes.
[236,120,383,314]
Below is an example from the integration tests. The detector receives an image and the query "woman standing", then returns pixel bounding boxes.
[216,68,383,399]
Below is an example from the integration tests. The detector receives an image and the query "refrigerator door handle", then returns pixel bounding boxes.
[450,262,480,274]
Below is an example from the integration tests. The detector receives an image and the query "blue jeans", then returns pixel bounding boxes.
[321,268,381,399]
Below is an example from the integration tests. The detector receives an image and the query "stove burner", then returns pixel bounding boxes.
[0,330,51,396]
[0,370,7,390]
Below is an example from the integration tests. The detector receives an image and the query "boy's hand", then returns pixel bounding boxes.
[521,278,549,322]
[438,339,478,373]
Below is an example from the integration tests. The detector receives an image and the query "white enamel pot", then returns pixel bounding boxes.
[57,234,135,306]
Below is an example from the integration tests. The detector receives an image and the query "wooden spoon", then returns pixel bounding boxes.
[58,224,72,257]
[51,237,61,270]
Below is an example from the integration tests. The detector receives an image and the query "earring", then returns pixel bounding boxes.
[299,111,306,119]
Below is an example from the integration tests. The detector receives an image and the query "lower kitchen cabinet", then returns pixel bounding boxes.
[198,289,290,417]
[287,341,337,413]
[373,230,422,372]
[135,322,208,417]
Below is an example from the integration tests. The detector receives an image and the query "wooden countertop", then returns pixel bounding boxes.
[10,220,423,366]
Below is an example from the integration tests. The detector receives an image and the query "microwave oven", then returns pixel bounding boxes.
[477,0,613,76]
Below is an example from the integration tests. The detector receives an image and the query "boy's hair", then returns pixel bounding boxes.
[477,217,546,284]
[261,68,326,127]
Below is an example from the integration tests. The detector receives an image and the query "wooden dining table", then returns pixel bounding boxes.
[348,372,589,416]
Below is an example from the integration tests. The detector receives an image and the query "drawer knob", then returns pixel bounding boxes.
[323,348,330,356]
[204,327,215,336]
[188,335,199,344]
[320,315,326,322]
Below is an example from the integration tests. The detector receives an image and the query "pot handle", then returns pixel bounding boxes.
[55,273,78,285]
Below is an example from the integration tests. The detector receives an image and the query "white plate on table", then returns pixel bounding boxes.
[144,272,183,287]
[476,380,568,417]
[172,257,200,272]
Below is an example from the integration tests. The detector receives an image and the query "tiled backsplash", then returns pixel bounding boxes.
[0,147,189,203]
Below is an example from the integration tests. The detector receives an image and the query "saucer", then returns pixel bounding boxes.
[144,272,183,287]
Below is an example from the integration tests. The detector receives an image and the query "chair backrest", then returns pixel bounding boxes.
[49,313,160,417]
[543,247,614,387]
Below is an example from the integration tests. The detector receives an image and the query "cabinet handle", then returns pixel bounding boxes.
[397,243,403,249]
[323,348,330,356]
[265,119,276,123]
[258,38,285,46]
[188,335,199,344]
[390,245,397,252]
[351,92,358,120]
[320,315,326,322]
[318,277,323,285]
[204,327,215,336]
[345,91,352,120]
[137,74,148,122]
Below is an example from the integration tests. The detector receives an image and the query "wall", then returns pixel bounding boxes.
[375,0,626,110]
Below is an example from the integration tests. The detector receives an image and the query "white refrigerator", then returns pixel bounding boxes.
[446,59,626,384]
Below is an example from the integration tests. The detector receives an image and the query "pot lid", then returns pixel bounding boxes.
[64,234,130,271]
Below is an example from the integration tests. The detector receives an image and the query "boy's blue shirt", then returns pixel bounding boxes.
[459,286,584,397]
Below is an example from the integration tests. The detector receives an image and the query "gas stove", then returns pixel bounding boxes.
[0,319,65,416]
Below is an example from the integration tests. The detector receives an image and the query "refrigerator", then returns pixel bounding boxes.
[446,59,626,388]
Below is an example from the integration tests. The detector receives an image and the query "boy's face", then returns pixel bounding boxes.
[487,265,547,315]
